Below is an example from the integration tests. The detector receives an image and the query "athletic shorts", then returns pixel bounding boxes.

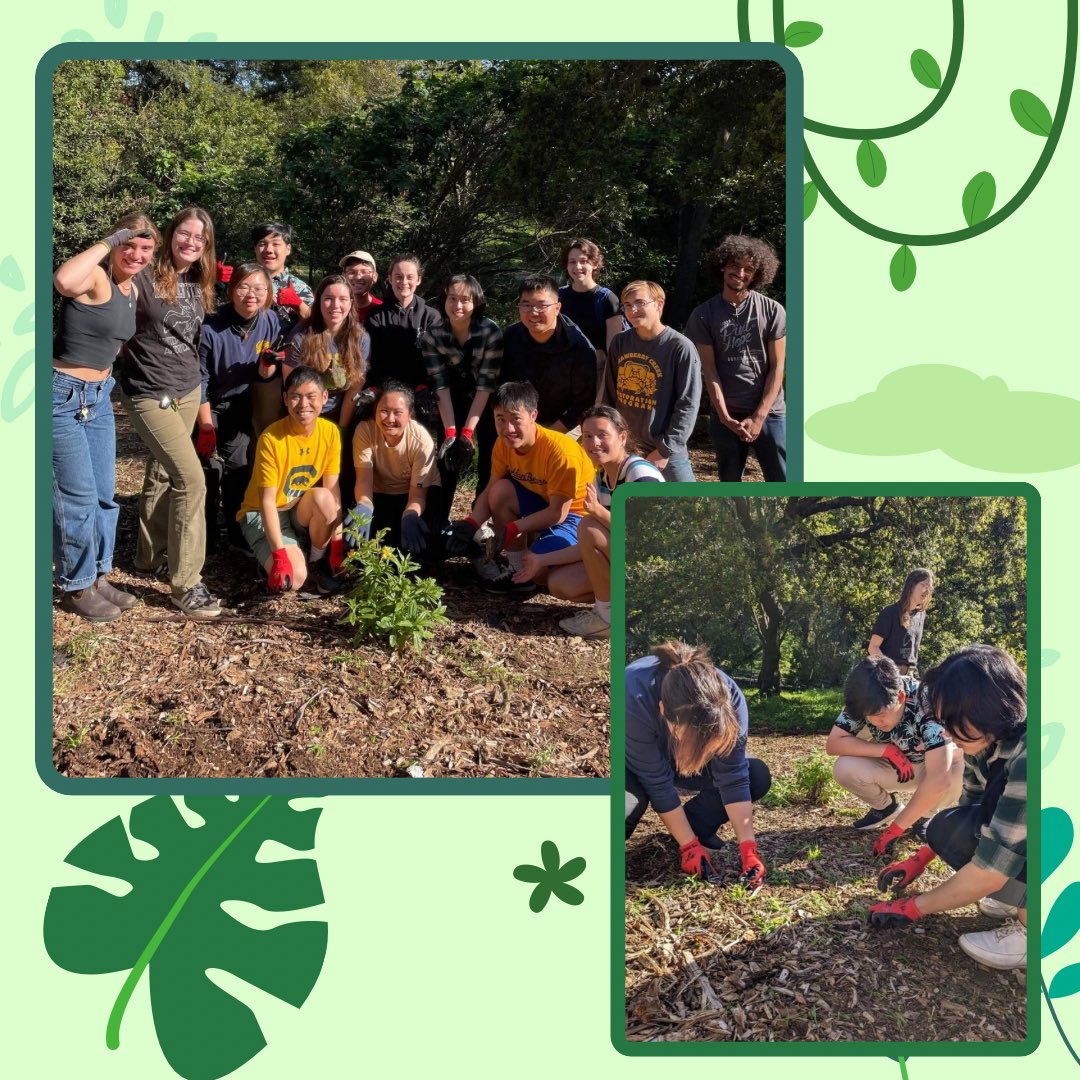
[509,478,583,555]
[240,507,309,565]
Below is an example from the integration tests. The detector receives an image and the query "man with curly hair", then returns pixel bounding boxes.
[685,235,787,481]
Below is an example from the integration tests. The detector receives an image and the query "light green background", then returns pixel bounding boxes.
[5,1,1077,1075]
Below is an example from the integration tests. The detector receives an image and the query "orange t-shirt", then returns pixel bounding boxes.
[490,425,593,515]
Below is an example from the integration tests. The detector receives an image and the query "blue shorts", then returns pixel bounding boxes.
[510,478,583,555]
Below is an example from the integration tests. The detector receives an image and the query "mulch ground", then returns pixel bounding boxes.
[625,734,1026,1044]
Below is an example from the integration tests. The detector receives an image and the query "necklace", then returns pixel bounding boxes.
[233,312,259,341]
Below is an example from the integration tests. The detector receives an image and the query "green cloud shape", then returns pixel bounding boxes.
[806,365,1080,472]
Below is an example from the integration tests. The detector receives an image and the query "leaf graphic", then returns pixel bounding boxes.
[1043,807,1074,882]
[13,301,34,335]
[889,246,916,292]
[144,10,164,40]
[104,0,127,28]
[856,140,887,187]
[1043,648,1062,666]
[0,255,25,290]
[910,49,942,89]
[44,797,326,1080]
[1049,963,1080,998]
[1042,881,1080,958]
[962,171,996,226]
[1044,722,1066,770]
[1010,89,1053,136]
[784,21,823,48]
[803,180,818,220]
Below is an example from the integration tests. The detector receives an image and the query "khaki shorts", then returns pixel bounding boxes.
[239,507,308,565]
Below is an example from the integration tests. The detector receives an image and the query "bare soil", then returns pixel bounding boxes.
[625,734,1026,1044]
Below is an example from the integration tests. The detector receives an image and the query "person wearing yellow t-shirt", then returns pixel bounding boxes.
[237,365,344,597]
[444,380,592,595]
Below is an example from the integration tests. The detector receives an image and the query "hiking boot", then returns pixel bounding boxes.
[852,796,905,831]
[170,582,223,620]
[978,896,1020,919]
[958,920,1027,969]
[60,583,122,623]
[297,557,344,599]
[559,608,611,639]
[95,575,137,611]
[480,568,537,596]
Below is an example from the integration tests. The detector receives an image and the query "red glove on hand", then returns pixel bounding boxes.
[216,260,233,284]
[267,548,293,593]
[276,284,303,309]
[679,838,719,881]
[878,844,936,893]
[872,822,906,858]
[739,840,766,891]
[868,895,923,928]
[501,521,522,549]
[329,537,346,573]
[194,424,216,458]
[881,743,915,782]
[257,347,284,381]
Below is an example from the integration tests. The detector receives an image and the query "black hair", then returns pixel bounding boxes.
[493,381,539,413]
[581,404,629,435]
[843,656,904,722]
[705,235,780,290]
[920,645,1027,743]
[518,274,559,300]
[438,274,487,321]
[251,221,293,246]
[283,365,324,393]
[378,379,415,413]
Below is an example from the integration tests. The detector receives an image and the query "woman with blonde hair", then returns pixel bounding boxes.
[869,568,935,676]
[625,641,771,888]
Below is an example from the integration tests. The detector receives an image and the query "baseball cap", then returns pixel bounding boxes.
[338,250,377,271]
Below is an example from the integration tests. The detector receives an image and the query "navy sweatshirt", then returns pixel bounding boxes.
[199,307,282,405]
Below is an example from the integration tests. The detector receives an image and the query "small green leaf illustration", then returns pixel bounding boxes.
[0,255,25,290]
[910,49,942,89]
[188,32,219,41]
[803,181,818,220]
[784,21,823,48]
[513,840,586,913]
[856,140,887,187]
[962,171,996,227]
[44,796,326,1080]
[1010,89,1053,137]
[1049,963,1080,999]
[13,301,34,335]
[144,10,164,40]
[1044,722,1066,770]
[1043,648,1062,666]
[889,246,916,292]
[104,0,127,29]
[1042,881,1080,958]
[1043,807,1073,882]
[61,29,95,41]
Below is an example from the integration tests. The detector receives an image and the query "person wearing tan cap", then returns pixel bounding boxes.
[338,250,382,324]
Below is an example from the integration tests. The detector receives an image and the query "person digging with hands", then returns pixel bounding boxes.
[236,365,345,598]
[826,655,964,843]
[625,642,772,890]
[868,645,1028,971]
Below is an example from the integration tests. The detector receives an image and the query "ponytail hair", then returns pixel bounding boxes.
[652,641,741,775]
[898,568,934,629]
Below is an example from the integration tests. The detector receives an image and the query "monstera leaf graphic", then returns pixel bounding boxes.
[44,796,327,1080]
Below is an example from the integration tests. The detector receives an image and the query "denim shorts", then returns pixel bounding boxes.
[239,507,309,565]
[510,478,583,554]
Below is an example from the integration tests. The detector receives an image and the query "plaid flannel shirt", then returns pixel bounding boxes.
[960,730,1027,880]
[419,317,504,394]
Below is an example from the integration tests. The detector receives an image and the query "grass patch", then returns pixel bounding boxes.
[762,749,845,808]
[742,686,843,733]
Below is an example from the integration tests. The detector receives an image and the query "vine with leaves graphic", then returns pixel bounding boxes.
[740,0,1078,290]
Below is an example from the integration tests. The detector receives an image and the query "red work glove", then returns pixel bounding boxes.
[881,743,915,783]
[216,260,233,284]
[739,840,766,891]
[679,838,718,881]
[329,537,346,573]
[878,844,936,893]
[267,548,293,593]
[276,284,303,310]
[257,347,284,381]
[868,895,923,928]
[872,822,906,858]
[194,423,216,458]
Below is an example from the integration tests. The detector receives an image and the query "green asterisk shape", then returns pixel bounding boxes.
[513,841,586,913]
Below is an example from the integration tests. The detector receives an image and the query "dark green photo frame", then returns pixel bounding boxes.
[608,482,1040,1055]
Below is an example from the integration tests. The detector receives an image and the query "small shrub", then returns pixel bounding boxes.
[339,529,449,653]
[792,749,844,806]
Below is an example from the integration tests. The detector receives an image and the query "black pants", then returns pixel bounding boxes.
[435,388,497,511]
[203,394,252,549]
[625,757,773,841]
[371,492,446,559]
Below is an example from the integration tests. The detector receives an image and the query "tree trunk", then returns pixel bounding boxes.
[669,200,713,329]
[757,589,784,695]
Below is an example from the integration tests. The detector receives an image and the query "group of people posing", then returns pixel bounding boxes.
[52,208,787,638]
[626,570,1028,972]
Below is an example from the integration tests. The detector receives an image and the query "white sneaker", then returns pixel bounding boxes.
[958,920,1027,969]
[471,555,507,583]
[559,608,611,639]
[978,896,1019,919]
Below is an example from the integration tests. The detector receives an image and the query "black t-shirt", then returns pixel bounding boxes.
[557,284,619,351]
[365,297,443,391]
[871,602,925,665]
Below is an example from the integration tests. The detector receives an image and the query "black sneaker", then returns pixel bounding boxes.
[912,817,930,843]
[480,568,537,596]
[170,582,223,620]
[297,557,344,599]
[852,796,905,831]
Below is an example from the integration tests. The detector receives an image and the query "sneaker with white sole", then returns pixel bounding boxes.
[170,582,223,620]
[559,608,611,639]
[480,568,537,596]
[471,554,507,583]
[958,919,1027,969]
[852,796,905,831]
[978,896,1020,919]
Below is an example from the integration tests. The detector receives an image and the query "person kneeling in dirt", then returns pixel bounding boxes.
[625,641,771,889]
[869,645,1028,971]
[443,381,594,596]
[345,380,444,558]
[826,655,963,846]
[236,365,345,598]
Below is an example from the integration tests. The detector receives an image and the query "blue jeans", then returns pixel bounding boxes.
[709,413,787,482]
[661,455,695,483]
[52,370,119,591]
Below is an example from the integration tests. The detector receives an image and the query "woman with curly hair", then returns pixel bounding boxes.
[869,568,934,676]
[119,206,223,619]
[625,641,772,889]
[685,234,787,482]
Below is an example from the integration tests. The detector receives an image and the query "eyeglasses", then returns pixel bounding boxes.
[518,301,557,314]
[621,300,657,313]
[447,297,475,308]
[234,284,269,297]
[175,230,207,247]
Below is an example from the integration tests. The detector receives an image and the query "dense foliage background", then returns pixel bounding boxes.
[52,58,786,325]
[625,496,1027,691]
